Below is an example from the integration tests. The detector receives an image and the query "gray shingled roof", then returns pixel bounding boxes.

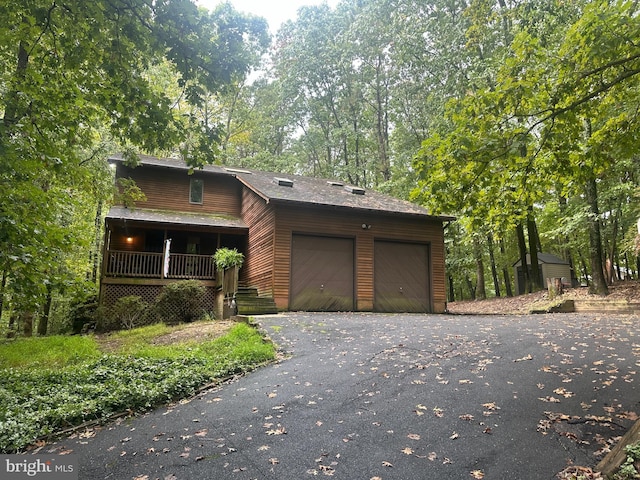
[108,154,454,220]
[109,153,230,175]
[106,206,247,229]
[233,169,451,219]
[513,253,571,267]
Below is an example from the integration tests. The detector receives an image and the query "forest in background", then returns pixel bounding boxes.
[1,0,639,335]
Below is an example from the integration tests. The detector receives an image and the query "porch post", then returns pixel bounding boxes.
[162,238,172,278]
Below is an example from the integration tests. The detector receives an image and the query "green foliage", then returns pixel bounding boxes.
[109,296,150,330]
[213,248,245,270]
[0,322,275,452]
[410,0,640,292]
[613,441,640,480]
[154,280,207,325]
[114,178,147,208]
[0,0,268,328]
[69,292,99,335]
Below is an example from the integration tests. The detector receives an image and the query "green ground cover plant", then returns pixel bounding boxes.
[613,441,640,480]
[0,321,275,452]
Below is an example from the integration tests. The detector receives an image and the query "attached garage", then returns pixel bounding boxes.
[374,241,431,313]
[290,234,355,311]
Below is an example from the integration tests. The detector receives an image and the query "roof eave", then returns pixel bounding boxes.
[267,197,455,222]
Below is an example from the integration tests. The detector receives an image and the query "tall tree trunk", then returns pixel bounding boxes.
[374,54,390,182]
[22,311,33,337]
[474,238,486,300]
[607,207,620,284]
[2,37,30,134]
[487,234,501,297]
[516,223,529,294]
[448,275,455,303]
[579,254,590,286]
[0,271,6,322]
[7,313,16,338]
[91,200,103,283]
[557,195,577,285]
[499,239,513,297]
[585,177,609,295]
[37,284,53,336]
[527,210,543,291]
[466,277,476,300]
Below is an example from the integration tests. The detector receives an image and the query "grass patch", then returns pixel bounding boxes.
[0,335,102,369]
[0,322,275,453]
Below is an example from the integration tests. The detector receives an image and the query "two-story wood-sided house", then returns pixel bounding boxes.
[101,154,454,314]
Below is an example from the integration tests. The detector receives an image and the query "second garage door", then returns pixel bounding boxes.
[374,240,431,313]
[290,235,355,311]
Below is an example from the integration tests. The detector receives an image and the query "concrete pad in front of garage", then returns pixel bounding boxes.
[58,312,638,479]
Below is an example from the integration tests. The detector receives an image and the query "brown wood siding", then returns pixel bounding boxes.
[240,188,275,297]
[115,164,241,216]
[270,203,447,313]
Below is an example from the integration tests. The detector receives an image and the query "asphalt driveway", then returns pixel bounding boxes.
[50,312,639,479]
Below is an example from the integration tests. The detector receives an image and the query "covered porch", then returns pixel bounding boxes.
[102,207,248,281]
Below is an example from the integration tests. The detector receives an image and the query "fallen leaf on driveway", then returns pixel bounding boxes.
[514,354,532,362]
[470,470,485,479]
[265,426,287,435]
[382,461,393,467]
[556,466,603,479]
[402,447,414,455]
[538,396,561,403]
[553,388,574,398]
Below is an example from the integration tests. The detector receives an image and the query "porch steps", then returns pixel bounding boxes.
[235,286,278,315]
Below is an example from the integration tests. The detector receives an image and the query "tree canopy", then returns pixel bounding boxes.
[0,0,268,331]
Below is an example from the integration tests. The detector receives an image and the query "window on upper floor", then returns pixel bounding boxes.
[190,178,204,204]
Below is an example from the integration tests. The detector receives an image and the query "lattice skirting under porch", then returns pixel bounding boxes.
[100,283,217,314]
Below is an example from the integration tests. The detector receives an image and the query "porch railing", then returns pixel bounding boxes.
[167,253,216,279]
[105,251,215,280]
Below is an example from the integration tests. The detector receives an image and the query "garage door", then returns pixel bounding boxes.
[290,235,354,311]
[374,241,431,313]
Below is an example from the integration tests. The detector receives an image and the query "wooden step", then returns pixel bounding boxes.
[233,286,278,315]
[573,300,640,314]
